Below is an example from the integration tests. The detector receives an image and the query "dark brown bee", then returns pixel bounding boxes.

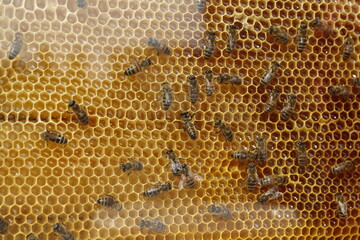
[328,85,350,101]
[203,70,215,96]
[264,89,280,113]
[218,73,242,85]
[53,223,75,240]
[296,24,308,52]
[296,141,308,167]
[231,150,258,162]
[143,182,172,198]
[260,62,280,86]
[179,164,203,189]
[257,186,282,204]
[204,31,216,59]
[268,26,290,45]
[335,193,347,219]
[40,130,68,144]
[26,233,39,240]
[255,138,267,163]
[184,75,199,104]
[208,204,233,219]
[180,111,197,139]
[194,0,206,12]
[96,194,122,211]
[147,37,171,55]
[124,57,152,76]
[310,18,333,37]
[139,219,167,233]
[77,0,86,8]
[8,32,23,60]
[120,158,143,175]
[214,118,233,141]
[242,162,260,192]
[160,82,172,110]
[330,160,354,175]
[341,36,354,60]
[0,217,9,234]
[280,94,296,121]
[68,100,89,125]
[226,25,238,53]
[260,175,288,186]
[166,149,186,176]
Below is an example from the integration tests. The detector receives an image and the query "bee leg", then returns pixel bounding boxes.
[127,171,132,176]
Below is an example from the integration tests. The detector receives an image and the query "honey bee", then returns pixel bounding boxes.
[203,70,215,96]
[268,26,290,45]
[341,36,354,60]
[310,18,333,37]
[335,193,347,219]
[214,118,233,141]
[330,160,354,175]
[96,194,122,211]
[280,94,296,121]
[120,158,143,175]
[147,37,171,55]
[76,0,86,8]
[208,204,233,220]
[296,24,308,52]
[226,25,238,53]
[184,75,199,104]
[165,149,186,176]
[180,111,197,139]
[204,31,216,59]
[160,82,172,110]
[8,32,23,60]
[53,223,75,240]
[264,89,280,113]
[257,186,282,204]
[328,85,350,101]
[179,164,203,189]
[255,138,267,163]
[143,182,172,198]
[354,78,360,87]
[242,162,260,192]
[218,73,242,85]
[0,217,9,234]
[26,233,39,240]
[231,150,258,162]
[139,219,167,233]
[260,62,280,86]
[194,0,206,12]
[260,175,288,186]
[124,57,152,76]
[40,130,68,144]
[296,141,308,167]
[68,100,89,125]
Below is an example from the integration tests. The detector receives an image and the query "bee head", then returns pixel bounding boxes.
[120,163,127,172]
[300,24,307,30]
[161,82,169,86]
[208,31,215,36]
[147,37,155,45]
[204,69,212,74]
[145,57,152,65]
[257,196,266,204]
[289,94,296,100]
[335,192,342,197]
[180,112,189,117]
[139,219,146,227]
[248,162,256,169]
[207,204,216,212]
[165,182,172,190]
[273,89,280,93]
[273,62,280,67]
[166,149,173,154]
[188,75,196,81]
[268,26,276,34]
[296,141,304,147]
[214,118,221,126]
[68,101,76,108]
[310,18,320,27]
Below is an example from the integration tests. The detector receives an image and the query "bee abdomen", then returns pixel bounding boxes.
[204,46,214,59]
[298,154,308,167]
[0,217,9,234]
[343,52,351,60]
[124,64,140,76]
[280,109,291,121]
[77,112,89,125]
[143,188,161,198]
[297,39,307,52]
[55,134,68,144]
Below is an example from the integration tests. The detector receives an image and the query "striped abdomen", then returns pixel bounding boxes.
[69,102,89,125]
[26,233,39,240]
[41,131,68,144]
[124,58,151,76]
[8,32,23,60]
[204,32,216,59]
[97,195,122,211]
[296,142,308,167]
[330,160,354,175]
[143,187,161,198]
[280,95,296,121]
[183,122,197,139]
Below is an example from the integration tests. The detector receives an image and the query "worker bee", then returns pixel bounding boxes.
[242,162,260,192]
[330,160,354,175]
[194,0,206,12]
[226,25,238,53]
[260,62,280,86]
[280,94,296,121]
[218,73,242,85]
[328,85,350,101]
[341,36,354,60]
[76,0,86,8]
[268,26,290,45]
[165,149,186,176]
[296,141,308,167]
[26,233,39,240]
[257,186,282,204]
[96,194,122,211]
[204,31,216,59]
[147,37,171,55]
[0,217,9,234]
[180,111,197,139]
[255,138,267,163]
[179,164,203,189]
[139,219,167,233]
[160,82,172,110]
[124,57,152,76]
[203,70,215,96]
[53,223,75,240]
[310,18,333,37]
[296,24,308,52]
[354,78,360,87]
[335,193,347,219]
[184,75,199,104]
[143,182,172,198]
[260,175,288,186]
[8,32,23,60]
[68,100,89,125]
[264,89,280,113]
[208,204,233,220]
[214,118,233,141]
[231,150,258,162]
[40,130,68,144]
[120,158,143,175]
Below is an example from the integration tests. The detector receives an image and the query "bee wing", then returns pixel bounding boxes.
[80,105,87,113]
[178,174,186,190]
[255,173,261,186]
[269,192,282,201]
[190,171,203,181]
[338,202,347,215]
[239,176,248,187]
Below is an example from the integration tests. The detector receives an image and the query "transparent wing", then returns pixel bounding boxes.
[338,202,347,215]
[178,174,186,190]
[189,170,203,181]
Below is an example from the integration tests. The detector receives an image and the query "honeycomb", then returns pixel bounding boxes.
[0,0,359,239]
